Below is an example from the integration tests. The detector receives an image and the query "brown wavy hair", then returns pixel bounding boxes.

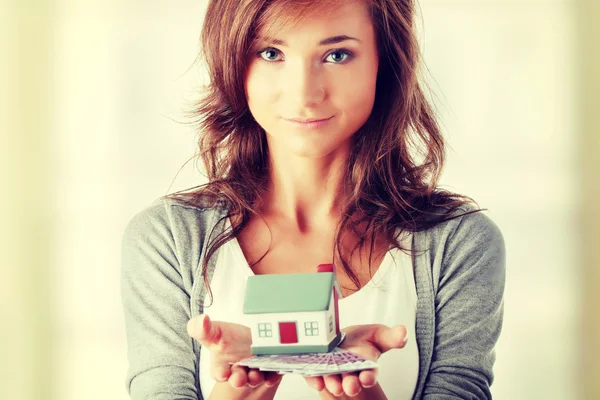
[164,0,481,298]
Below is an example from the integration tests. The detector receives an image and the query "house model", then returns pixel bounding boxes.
[243,264,343,355]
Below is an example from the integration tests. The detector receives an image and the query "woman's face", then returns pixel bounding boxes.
[244,0,379,159]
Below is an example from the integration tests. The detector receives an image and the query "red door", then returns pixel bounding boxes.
[278,322,298,344]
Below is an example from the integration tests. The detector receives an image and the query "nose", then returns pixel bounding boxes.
[283,59,326,107]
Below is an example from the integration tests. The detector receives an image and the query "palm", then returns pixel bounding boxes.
[340,324,407,361]
[187,314,282,388]
[304,323,408,397]
[199,319,252,362]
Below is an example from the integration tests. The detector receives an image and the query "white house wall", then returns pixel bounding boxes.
[247,310,330,348]
[325,290,337,340]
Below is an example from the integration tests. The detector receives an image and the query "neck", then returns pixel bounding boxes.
[260,152,350,233]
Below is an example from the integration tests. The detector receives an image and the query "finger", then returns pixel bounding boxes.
[323,374,343,397]
[186,314,208,339]
[358,369,378,388]
[264,371,283,387]
[187,314,222,346]
[372,324,408,354]
[212,365,231,382]
[304,376,325,391]
[228,365,248,388]
[341,372,361,397]
[247,369,264,388]
[210,356,231,382]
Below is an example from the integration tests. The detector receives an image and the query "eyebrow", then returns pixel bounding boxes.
[257,35,361,46]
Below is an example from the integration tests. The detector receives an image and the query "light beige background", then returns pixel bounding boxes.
[1,0,598,399]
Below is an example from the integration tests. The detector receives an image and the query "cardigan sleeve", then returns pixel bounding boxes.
[423,211,506,399]
[120,202,201,399]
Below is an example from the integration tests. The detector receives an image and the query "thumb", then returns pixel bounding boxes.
[187,314,222,346]
[372,324,408,354]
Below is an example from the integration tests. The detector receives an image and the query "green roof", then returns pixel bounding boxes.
[243,272,335,314]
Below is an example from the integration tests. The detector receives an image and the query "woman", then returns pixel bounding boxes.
[121,0,505,399]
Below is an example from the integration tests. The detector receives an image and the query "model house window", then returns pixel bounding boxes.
[304,321,319,336]
[258,322,272,337]
[329,316,333,332]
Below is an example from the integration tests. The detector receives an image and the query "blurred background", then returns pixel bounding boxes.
[1,0,598,399]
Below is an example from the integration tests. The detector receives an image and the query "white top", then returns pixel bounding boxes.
[199,233,419,399]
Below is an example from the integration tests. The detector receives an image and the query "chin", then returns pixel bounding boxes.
[263,125,354,159]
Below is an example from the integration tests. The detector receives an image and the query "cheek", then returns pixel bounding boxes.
[340,76,377,119]
[334,60,378,116]
[245,68,275,112]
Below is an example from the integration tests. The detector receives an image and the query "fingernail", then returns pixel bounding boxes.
[363,383,376,389]
[214,367,229,382]
[217,374,228,382]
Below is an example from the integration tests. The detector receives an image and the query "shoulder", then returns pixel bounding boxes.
[121,197,230,272]
[123,196,228,240]
[413,204,506,289]
[416,204,504,254]
[121,197,230,283]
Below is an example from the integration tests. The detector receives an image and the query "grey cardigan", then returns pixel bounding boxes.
[121,198,505,399]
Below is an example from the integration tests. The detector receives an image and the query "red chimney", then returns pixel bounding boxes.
[317,264,334,273]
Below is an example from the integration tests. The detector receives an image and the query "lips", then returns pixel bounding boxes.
[285,116,333,123]
[283,116,334,130]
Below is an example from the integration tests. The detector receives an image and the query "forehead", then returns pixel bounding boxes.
[255,0,372,41]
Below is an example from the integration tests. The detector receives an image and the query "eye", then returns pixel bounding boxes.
[325,49,353,64]
[257,47,282,62]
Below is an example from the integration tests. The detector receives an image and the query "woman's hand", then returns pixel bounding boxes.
[304,324,408,398]
[186,314,283,389]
